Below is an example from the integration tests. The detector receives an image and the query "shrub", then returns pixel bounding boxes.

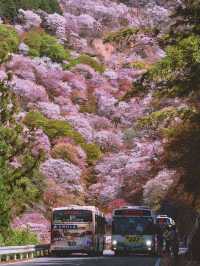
[120,77,147,101]
[0,0,61,21]
[136,107,198,131]
[104,27,139,44]
[24,112,102,164]
[82,143,102,166]
[65,54,105,73]
[5,229,38,246]
[51,143,79,165]
[79,91,97,114]
[128,61,151,70]
[24,29,70,62]
[84,170,98,187]
[24,111,85,143]
[0,24,19,62]
[123,128,139,146]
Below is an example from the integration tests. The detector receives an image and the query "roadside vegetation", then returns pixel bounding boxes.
[0,82,45,244]
[0,229,38,246]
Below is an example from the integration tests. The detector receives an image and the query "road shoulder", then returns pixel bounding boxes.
[161,255,200,266]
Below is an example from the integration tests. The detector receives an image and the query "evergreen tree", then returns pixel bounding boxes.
[150,0,200,208]
[0,0,17,22]
[0,81,45,237]
[149,0,200,98]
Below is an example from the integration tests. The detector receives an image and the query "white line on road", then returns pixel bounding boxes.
[155,258,160,266]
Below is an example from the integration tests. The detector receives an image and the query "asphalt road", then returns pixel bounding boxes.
[1,255,160,266]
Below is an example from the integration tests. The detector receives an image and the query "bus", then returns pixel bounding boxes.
[50,205,106,256]
[112,206,157,255]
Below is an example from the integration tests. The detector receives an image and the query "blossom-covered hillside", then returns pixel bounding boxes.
[0,0,200,248]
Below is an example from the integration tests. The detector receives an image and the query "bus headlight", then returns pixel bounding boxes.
[112,240,117,246]
[146,240,152,247]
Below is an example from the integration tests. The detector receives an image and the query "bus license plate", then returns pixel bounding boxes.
[53,225,78,230]
[68,241,76,246]
[126,236,143,243]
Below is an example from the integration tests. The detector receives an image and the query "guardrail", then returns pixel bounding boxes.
[0,244,50,263]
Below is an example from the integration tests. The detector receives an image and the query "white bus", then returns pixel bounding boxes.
[50,205,105,256]
[112,206,157,255]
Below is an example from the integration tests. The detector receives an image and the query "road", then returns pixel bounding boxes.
[0,255,160,266]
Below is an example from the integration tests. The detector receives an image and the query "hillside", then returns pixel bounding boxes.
[0,0,199,247]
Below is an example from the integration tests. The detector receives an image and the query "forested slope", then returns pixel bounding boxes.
[0,0,199,248]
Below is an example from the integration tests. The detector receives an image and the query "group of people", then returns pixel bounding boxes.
[156,222,179,257]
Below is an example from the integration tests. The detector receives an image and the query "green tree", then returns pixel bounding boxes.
[0,0,17,21]
[0,0,61,22]
[143,0,200,211]
[0,81,45,239]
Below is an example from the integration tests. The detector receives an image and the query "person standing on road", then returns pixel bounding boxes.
[171,225,179,257]
[163,224,179,257]
[163,225,172,254]
[156,222,164,256]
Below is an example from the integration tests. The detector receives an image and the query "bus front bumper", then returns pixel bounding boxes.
[112,245,153,253]
[50,244,94,253]
[112,241,155,254]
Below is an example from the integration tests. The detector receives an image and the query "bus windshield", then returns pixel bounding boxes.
[53,210,92,223]
[112,216,155,235]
